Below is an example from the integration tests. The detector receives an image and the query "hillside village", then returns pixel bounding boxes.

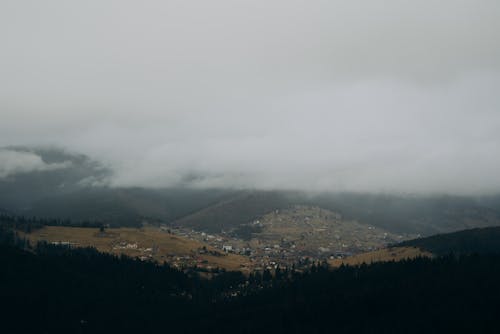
[163,206,416,271]
[23,206,417,273]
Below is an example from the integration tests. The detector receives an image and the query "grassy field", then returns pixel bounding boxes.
[328,246,432,267]
[25,226,250,271]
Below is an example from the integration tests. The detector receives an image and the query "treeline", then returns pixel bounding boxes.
[203,254,500,333]
[397,226,500,256]
[0,212,104,233]
[2,224,500,333]
[1,243,194,333]
[0,226,294,333]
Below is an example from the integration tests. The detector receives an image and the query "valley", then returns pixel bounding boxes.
[23,205,423,273]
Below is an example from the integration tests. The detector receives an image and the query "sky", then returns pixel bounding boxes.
[1,0,500,194]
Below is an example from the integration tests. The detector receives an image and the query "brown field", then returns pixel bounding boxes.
[328,246,432,267]
[25,226,250,271]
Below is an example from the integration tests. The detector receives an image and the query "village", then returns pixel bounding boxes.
[158,206,414,272]
[30,206,416,275]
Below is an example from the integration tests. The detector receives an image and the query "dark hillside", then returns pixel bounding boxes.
[2,216,500,334]
[311,193,500,235]
[398,226,500,255]
[171,190,298,232]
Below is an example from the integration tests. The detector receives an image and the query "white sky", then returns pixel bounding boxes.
[1,1,500,194]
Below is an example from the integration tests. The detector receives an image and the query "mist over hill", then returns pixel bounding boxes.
[2,147,500,235]
[0,147,237,225]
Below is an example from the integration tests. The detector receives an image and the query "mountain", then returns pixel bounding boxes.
[171,191,500,235]
[0,146,110,209]
[0,147,238,226]
[170,190,298,232]
[308,192,500,235]
[2,147,500,234]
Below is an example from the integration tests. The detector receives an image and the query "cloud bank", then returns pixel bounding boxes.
[1,1,500,194]
[0,149,72,178]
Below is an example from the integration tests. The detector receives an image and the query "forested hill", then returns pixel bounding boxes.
[2,224,500,333]
[397,226,500,256]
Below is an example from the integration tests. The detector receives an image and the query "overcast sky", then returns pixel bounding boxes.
[1,1,500,194]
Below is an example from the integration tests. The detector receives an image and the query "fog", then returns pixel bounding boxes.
[0,149,72,178]
[1,1,500,194]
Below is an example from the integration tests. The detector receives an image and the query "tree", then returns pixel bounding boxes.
[263,268,272,282]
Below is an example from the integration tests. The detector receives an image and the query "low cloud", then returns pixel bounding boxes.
[0,149,72,178]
